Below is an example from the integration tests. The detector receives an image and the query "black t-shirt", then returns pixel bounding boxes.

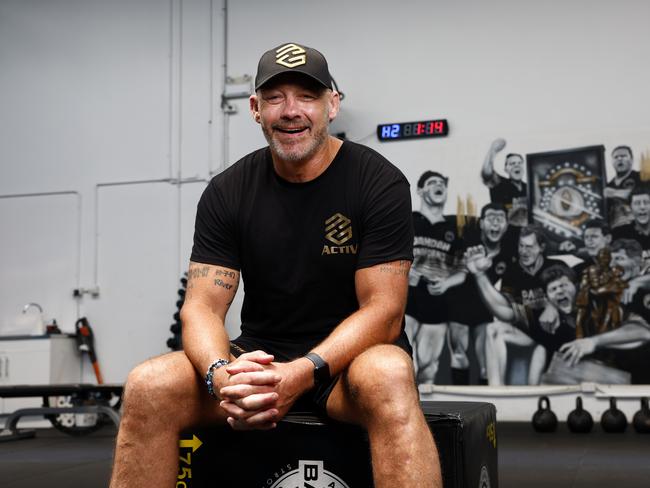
[446,225,518,325]
[190,141,414,358]
[607,170,641,192]
[501,257,565,310]
[588,287,650,384]
[489,177,528,226]
[411,213,464,282]
[515,307,577,353]
[611,223,650,271]
[490,178,527,208]
[625,288,650,323]
[465,225,519,285]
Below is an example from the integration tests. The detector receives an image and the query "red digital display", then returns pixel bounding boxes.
[377,119,449,141]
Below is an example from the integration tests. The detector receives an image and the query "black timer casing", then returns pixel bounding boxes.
[377,118,449,141]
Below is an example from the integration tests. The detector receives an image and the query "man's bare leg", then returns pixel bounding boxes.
[474,323,488,381]
[416,323,448,384]
[404,315,422,376]
[486,321,508,385]
[447,321,470,370]
[527,345,547,385]
[327,344,442,488]
[110,352,229,488]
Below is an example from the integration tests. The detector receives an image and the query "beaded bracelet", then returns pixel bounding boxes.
[205,358,230,399]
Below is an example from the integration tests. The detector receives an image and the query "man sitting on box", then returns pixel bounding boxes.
[109,42,441,488]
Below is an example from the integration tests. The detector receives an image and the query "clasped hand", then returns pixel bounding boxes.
[218,350,306,431]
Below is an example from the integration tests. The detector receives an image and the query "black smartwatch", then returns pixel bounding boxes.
[304,352,331,386]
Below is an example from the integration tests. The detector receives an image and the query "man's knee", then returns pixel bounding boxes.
[345,345,417,419]
[123,352,196,412]
[487,322,505,340]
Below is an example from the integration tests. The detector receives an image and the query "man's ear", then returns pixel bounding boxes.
[328,90,341,123]
[250,95,261,123]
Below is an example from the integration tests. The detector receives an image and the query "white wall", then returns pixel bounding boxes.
[0,0,224,382]
[1,0,649,418]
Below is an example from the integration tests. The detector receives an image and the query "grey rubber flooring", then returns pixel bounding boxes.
[0,422,648,487]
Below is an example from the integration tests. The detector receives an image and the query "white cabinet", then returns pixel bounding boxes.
[0,335,81,415]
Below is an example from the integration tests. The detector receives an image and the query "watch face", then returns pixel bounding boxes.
[314,363,330,384]
[306,353,330,384]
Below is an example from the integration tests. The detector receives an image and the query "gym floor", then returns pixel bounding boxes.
[0,422,649,487]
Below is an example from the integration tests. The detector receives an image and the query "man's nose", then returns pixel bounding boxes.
[280,96,300,118]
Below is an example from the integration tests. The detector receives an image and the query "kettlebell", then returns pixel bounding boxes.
[632,397,650,433]
[600,397,627,433]
[532,396,558,432]
[567,396,593,433]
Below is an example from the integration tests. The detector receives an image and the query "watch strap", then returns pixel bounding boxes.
[304,352,330,385]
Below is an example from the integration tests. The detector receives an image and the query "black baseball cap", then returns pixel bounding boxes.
[254,42,333,91]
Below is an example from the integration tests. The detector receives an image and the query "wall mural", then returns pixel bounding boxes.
[406,138,650,386]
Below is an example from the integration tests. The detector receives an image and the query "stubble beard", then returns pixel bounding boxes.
[262,117,329,163]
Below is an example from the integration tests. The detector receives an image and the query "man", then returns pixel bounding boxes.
[405,170,465,384]
[559,239,650,383]
[446,203,517,384]
[604,145,640,227]
[481,138,528,226]
[612,184,650,271]
[110,43,441,487]
[571,220,612,278]
[466,249,579,384]
[483,225,565,384]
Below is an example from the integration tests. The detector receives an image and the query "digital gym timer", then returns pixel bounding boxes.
[377,119,449,141]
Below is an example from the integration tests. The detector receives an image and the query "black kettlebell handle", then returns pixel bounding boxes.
[575,396,583,410]
[538,396,551,410]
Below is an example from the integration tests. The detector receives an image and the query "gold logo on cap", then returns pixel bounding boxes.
[276,43,307,68]
[325,213,352,245]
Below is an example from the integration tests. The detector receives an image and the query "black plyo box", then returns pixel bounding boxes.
[179,401,497,488]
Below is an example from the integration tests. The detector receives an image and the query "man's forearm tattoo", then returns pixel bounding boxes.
[379,260,410,277]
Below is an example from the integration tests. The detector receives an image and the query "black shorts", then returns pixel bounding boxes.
[405,278,449,323]
[230,332,412,415]
[445,281,493,327]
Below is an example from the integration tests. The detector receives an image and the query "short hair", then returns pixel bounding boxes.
[612,145,633,159]
[417,170,448,188]
[540,264,576,291]
[519,224,547,249]
[610,238,643,264]
[583,219,610,236]
[505,153,524,165]
[480,202,508,220]
[630,183,650,201]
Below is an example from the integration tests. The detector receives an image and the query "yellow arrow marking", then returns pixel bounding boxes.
[179,434,203,452]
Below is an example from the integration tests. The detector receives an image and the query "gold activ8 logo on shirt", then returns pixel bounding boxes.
[275,43,307,68]
[322,213,357,255]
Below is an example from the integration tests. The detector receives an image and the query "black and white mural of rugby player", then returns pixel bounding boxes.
[465,250,579,385]
[554,239,650,383]
[612,184,650,273]
[405,171,466,384]
[604,145,641,227]
[534,239,650,384]
[483,225,565,384]
[445,203,517,384]
[480,138,528,227]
